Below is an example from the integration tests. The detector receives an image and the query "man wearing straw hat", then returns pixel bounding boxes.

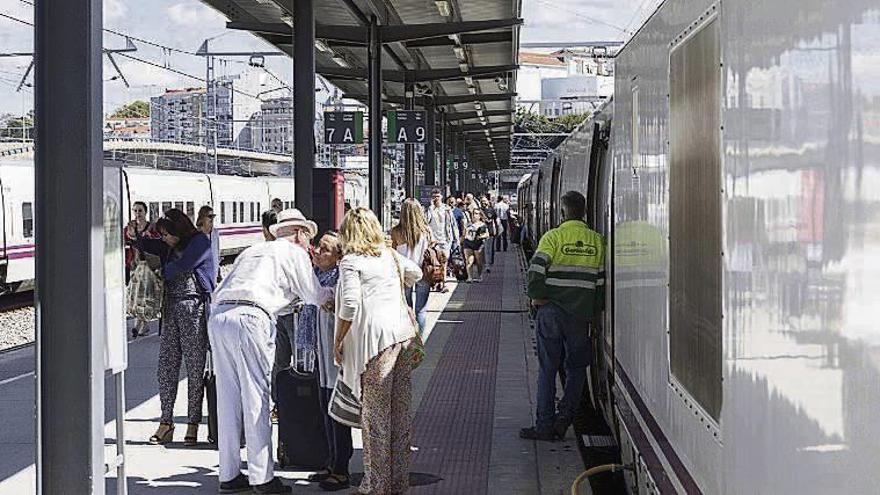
[209,209,332,494]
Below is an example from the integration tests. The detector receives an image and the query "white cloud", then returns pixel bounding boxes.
[104,0,128,21]
[166,3,226,28]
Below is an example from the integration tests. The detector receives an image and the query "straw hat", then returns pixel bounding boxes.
[269,208,318,238]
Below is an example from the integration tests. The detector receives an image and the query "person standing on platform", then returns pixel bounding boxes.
[125,200,161,337]
[139,209,215,447]
[197,205,221,281]
[494,195,511,252]
[209,209,331,494]
[520,191,605,442]
[392,198,432,334]
[427,190,457,293]
[334,207,423,495]
[303,231,353,492]
[447,196,466,243]
[462,209,490,283]
[480,196,497,271]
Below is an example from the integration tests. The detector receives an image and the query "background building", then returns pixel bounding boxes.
[517,48,615,117]
[150,87,206,145]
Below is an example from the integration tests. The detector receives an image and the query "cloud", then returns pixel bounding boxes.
[104,0,128,21]
[166,3,226,28]
[521,0,661,42]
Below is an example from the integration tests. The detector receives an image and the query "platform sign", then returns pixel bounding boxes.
[324,111,364,144]
[103,163,127,372]
[387,110,426,144]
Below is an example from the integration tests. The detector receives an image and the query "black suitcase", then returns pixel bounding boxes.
[276,368,329,470]
[204,369,219,447]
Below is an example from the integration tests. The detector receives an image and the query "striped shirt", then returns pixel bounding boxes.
[527,219,606,317]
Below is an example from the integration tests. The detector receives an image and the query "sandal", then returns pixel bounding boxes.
[183,423,199,446]
[149,423,174,445]
[318,473,350,492]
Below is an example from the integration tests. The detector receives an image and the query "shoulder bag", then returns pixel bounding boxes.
[390,249,426,369]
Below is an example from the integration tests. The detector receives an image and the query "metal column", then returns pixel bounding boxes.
[404,83,415,198]
[294,0,315,218]
[424,98,436,186]
[439,110,447,191]
[34,0,106,493]
[368,15,383,215]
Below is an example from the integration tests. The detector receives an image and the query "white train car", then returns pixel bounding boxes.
[1,160,296,292]
[527,0,880,492]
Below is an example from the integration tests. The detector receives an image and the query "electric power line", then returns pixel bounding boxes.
[532,0,629,35]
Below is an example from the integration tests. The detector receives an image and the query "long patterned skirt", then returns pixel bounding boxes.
[359,340,413,494]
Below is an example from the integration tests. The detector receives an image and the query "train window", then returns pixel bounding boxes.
[21,202,34,238]
[149,202,160,221]
[161,201,172,215]
[185,202,195,220]
[220,202,227,224]
[249,202,255,222]
[232,202,238,223]
[239,202,244,223]
[174,201,184,212]
[668,16,722,421]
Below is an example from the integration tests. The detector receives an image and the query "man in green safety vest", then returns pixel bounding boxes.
[520,191,606,441]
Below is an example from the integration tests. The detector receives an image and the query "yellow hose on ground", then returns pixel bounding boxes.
[570,464,628,495]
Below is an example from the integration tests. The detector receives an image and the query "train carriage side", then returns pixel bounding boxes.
[0,160,35,291]
[265,177,295,211]
[211,174,271,255]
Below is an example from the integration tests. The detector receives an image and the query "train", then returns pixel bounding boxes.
[520,0,880,493]
[0,159,296,293]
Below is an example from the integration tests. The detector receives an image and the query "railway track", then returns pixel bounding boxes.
[0,291,35,353]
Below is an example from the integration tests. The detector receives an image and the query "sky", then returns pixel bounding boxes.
[0,0,661,115]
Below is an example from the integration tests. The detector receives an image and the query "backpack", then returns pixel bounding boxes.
[422,242,447,285]
[447,244,468,281]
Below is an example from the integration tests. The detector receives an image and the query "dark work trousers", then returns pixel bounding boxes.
[271,312,297,403]
[495,219,509,251]
[318,387,354,475]
[534,302,589,430]
[158,296,208,425]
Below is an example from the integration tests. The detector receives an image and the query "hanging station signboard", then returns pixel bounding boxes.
[324,111,364,144]
[387,110,427,144]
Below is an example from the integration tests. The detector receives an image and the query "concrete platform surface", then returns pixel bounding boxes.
[0,250,584,494]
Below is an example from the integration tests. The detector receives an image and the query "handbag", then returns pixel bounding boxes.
[390,250,426,369]
[328,372,362,429]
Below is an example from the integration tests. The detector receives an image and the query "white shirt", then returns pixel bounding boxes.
[427,203,456,244]
[395,233,429,268]
[213,239,331,316]
[494,201,510,221]
[337,250,422,399]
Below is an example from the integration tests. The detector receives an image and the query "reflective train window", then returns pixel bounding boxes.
[22,202,34,238]
[174,201,183,212]
[149,202,160,222]
[185,202,195,220]
[668,16,722,420]
[161,201,172,215]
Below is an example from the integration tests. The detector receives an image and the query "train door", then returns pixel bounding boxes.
[0,173,7,287]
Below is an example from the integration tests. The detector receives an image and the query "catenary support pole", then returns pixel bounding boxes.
[404,82,415,198]
[34,0,106,493]
[424,98,436,185]
[440,110,447,191]
[294,0,315,218]
[368,15,384,217]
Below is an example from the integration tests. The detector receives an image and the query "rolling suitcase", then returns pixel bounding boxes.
[276,368,330,470]
[204,351,219,448]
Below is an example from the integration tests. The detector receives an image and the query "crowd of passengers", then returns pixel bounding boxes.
[123,191,516,494]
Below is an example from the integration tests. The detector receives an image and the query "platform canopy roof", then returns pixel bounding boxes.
[198,0,521,170]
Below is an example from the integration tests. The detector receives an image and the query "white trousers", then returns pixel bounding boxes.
[208,304,277,485]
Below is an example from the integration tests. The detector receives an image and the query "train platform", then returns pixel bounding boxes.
[0,250,587,494]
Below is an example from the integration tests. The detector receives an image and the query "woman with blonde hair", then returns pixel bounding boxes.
[334,207,423,494]
[390,198,431,333]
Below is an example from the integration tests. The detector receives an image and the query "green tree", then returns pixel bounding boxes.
[110,100,150,118]
[0,111,34,140]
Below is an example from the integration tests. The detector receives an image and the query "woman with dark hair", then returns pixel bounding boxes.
[125,201,160,336]
[139,208,215,447]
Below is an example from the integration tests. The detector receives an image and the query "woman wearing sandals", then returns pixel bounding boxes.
[334,208,423,494]
[391,198,432,334]
[138,208,216,447]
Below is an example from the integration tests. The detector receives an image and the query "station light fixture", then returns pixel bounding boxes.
[332,54,351,68]
[448,33,461,44]
[476,109,484,117]
[468,86,477,95]
[435,0,453,17]
[453,45,467,61]
[483,129,490,136]
[464,75,474,86]
[315,40,332,52]
[459,62,469,73]
[474,102,483,110]
[280,13,293,27]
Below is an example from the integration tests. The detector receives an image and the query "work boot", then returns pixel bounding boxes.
[218,473,251,494]
[519,426,559,442]
[252,477,292,494]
